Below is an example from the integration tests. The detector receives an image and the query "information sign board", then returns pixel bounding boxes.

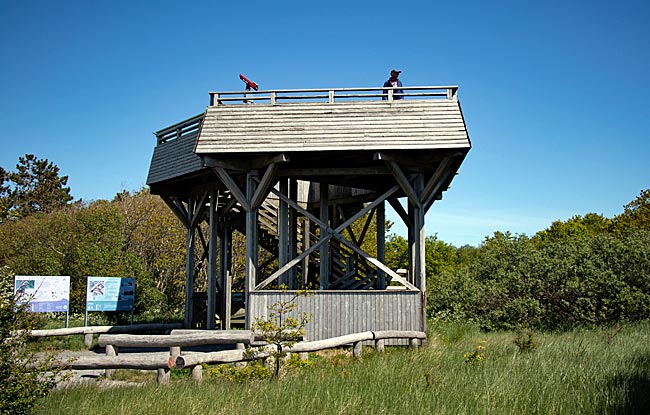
[86,277,135,312]
[14,276,70,312]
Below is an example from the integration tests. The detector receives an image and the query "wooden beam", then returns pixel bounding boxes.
[250,163,278,209]
[190,192,209,228]
[288,179,298,289]
[320,183,329,290]
[278,179,289,288]
[374,150,463,167]
[377,202,386,290]
[184,198,195,328]
[213,167,250,211]
[254,235,332,290]
[276,167,391,177]
[244,173,258,328]
[388,197,412,228]
[202,153,289,171]
[334,185,399,234]
[161,196,189,228]
[336,234,417,291]
[338,206,360,246]
[269,186,326,230]
[207,190,218,330]
[357,207,376,246]
[385,161,419,207]
[420,156,453,205]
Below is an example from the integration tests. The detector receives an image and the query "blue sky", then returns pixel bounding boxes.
[1,0,648,247]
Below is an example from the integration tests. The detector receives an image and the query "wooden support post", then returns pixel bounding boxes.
[170,346,181,360]
[84,333,93,348]
[319,183,329,290]
[407,202,415,284]
[207,190,218,330]
[278,179,289,287]
[157,368,170,384]
[220,227,232,330]
[235,342,246,368]
[184,198,195,328]
[353,341,363,358]
[302,218,311,289]
[413,174,427,334]
[191,365,203,382]
[375,339,385,352]
[289,179,298,289]
[377,201,386,289]
[245,173,258,328]
[105,344,116,378]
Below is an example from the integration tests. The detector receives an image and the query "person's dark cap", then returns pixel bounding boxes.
[391,69,401,74]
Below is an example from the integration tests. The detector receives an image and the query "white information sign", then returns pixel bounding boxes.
[14,276,70,312]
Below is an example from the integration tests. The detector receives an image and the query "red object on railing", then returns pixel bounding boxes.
[239,74,258,91]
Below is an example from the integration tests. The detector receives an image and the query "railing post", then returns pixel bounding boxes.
[353,341,363,357]
[328,90,335,104]
[270,92,277,105]
[447,87,458,101]
[388,89,394,102]
[105,344,116,378]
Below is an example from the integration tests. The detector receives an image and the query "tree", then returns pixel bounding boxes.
[534,213,611,243]
[2,154,73,221]
[0,167,9,221]
[251,289,311,378]
[612,189,650,235]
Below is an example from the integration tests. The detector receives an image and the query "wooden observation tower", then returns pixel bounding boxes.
[146,85,471,341]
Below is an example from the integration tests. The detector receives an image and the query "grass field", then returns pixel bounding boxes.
[39,321,650,415]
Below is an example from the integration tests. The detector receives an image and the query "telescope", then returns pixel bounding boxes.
[239,74,259,91]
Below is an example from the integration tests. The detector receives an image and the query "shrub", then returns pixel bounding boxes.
[0,267,60,415]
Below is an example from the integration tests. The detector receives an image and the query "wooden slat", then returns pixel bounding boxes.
[195,100,470,154]
[249,291,423,342]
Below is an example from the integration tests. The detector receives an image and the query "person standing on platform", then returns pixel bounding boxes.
[383,69,403,100]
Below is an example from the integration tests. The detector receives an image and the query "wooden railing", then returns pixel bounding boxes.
[24,323,183,347]
[154,113,204,145]
[209,86,459,106]
[50,330,426,384]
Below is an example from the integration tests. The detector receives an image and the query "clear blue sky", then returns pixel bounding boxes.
[1,0,648,247]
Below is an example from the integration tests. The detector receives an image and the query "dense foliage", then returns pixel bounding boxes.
[0,189,185,317]
[423,190,650,331]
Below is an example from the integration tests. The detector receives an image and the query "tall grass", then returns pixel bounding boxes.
[40,321,650,414]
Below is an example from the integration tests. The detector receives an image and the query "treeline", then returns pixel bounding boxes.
[2,155,649,331]
[0,189,187,315]
[418,190,650,331]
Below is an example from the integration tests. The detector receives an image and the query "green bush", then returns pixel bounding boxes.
[0,267,60,415]
[428,231,650,331]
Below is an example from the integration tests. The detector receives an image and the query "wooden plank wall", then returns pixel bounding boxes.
[196,100,470,154]
[249,290,423,344]
[147,131,205,185]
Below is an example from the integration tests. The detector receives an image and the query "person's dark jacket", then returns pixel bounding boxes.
[382,79,403,100]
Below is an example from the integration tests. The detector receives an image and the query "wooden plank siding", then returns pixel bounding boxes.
[147,130,206,185]
[249,290,423,343]
[195,100,470,154]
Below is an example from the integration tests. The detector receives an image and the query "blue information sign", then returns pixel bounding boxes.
[86,277,135,312]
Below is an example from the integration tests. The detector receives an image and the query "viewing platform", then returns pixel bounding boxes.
[146,84,472,339]
[148,85,470,198]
